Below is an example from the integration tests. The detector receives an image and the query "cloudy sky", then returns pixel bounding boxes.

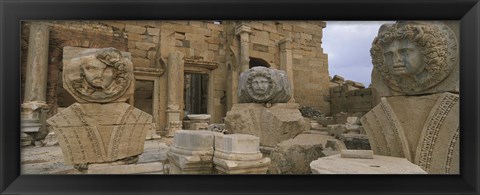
[322,21,395,86]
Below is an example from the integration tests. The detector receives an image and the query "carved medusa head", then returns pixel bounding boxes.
[65,47,133,103]
[370,22,457,93]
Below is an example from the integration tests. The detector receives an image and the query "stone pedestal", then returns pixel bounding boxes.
[310,154,427,174]
[225,103,306,147]
[47,103,152,165]
[145,123,161,140]
[360,92,459,174]
[213,134,270,174]
[167,130,215,174]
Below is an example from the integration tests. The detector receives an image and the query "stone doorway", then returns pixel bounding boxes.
[134,80,154,115]
[184,73,209,115]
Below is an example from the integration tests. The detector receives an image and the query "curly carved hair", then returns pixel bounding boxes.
[370,22,448,83]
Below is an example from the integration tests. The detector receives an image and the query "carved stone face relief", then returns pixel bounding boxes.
[370,21,458,94]
[383,39,424,76]
[238,66,291,104]
[251,76,270,95]
[63,47,133,103]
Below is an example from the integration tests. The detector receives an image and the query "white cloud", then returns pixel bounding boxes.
[323,21,395,86]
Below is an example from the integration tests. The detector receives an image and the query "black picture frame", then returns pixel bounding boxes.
[1,0,479,194]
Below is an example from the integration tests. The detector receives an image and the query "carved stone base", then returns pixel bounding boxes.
[360,92,459,174]
[47,102,153,165]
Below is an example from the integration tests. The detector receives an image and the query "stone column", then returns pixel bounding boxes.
[235,25,252,73]
[21,23,50,138]
[165,51,184,137]
[279,39,295,102]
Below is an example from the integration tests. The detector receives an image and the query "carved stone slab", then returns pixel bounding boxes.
[370,21,459,96]
[238,67,291,103]
[63,47,134,103]
[360,92,459,173]
[224,103,306,147]
[46,103,152,165]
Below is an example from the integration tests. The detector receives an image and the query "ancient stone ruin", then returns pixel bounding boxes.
[46,47,158,173]
[225,66,306,148]
[361,21,460,174]
[19,20,460,175]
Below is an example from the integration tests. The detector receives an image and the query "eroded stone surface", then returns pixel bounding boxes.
[238,67,291,103]
[46,103,152,165]
[268,133,345,174]
[310,154,427,174]
[360,92,459,173]
[63,47,134,103]
[370,21,459,96]
[167,130,215,174]
[224,103,306,147]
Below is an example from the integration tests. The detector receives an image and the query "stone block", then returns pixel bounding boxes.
[192,123,209,130]
[214,134,260,154]
[87,162,163,174]
[268,134,345,174]
[338,134,371,150]
[213,157,270,174]
[172,130,214,151]
[131,57,151,67]
[310,154,427,174]
[135,42,156,51]
[47,103,152,165]
[361,93,459,174]
[125,24,146,34]
[225,103,306,147]
[146,28,160,36]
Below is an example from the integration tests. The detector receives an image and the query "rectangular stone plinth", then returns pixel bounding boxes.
[172,130,214,151]
[213,157,270,174]
[87,162,163,174]
[167,149,213,174]
[214,134,260,154]
[168,130,215,174]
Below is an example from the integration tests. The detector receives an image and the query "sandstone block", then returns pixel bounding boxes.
[225,103,306,147]
[214,134,260,154]
[360,93,459,174]
[172,130,214,151]
[135,42,156,51]
[47,102,152,165]
[125,24,146,34]
[268,134,346,174]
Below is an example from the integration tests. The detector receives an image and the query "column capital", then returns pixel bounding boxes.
[235,24,252,36]
[279,38,292,50]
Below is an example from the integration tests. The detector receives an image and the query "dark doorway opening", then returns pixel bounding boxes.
[184,73,209,115]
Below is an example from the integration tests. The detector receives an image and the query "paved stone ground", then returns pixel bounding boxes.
[21,138,171,174]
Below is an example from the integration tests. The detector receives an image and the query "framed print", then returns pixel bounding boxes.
[1,0,479,194]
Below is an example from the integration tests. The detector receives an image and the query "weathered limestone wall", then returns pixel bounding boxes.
[329,86,378,115]
[22,20,330,136]
[236,21,330,113]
